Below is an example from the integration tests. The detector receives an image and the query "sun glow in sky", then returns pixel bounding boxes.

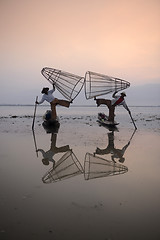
[0,0,160,104]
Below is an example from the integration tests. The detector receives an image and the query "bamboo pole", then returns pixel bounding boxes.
[32,96,38,130]
[129,111,137,130]
[32,129,38,157]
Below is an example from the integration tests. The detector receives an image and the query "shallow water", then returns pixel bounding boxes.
[0,106,160,240]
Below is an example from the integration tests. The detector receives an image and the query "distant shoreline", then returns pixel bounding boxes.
[0,104,160,107]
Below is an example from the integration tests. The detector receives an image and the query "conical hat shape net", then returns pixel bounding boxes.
[85,71,130,99]
[42,150,83,184]
[84,153,128,180]
[41,67,85,101]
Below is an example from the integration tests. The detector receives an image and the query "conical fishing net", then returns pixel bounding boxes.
[42,150,84,184]
[41,67,85,101]
[84,153,128,180]
[85,71,130,99]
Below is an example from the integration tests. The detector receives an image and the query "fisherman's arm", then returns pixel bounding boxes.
[112,91,118,98]
[36,96,45,104]
[49,83,55,94]
[111,155,117,163]
[36,149,46,155]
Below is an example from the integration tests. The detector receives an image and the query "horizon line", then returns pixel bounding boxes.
[0,104,159,107]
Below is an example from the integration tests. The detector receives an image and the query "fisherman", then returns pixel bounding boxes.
[95,131,130,163]
[95,91,130,122]
[36,84,72,120]
[37,132,70,166]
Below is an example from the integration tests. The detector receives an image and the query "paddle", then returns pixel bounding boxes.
[129,110,137,130]
[32,129,38,157]
[32,96,38,130]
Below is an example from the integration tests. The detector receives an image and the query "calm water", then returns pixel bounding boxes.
[0,105,160,117]
[0,105,160,131]
[0,105,160,240]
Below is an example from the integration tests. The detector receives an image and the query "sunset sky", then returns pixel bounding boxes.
[0,0,160,104]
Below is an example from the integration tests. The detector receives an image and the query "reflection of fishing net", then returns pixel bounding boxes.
[41,67,85,101]
[42,150,83,184]
[84,153,128,180]
[85,71,130,99]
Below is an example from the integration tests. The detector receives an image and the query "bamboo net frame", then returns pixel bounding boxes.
[85,71,130,99]
[41,67,85,101]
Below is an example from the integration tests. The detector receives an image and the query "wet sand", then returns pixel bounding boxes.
[0,108,160,240]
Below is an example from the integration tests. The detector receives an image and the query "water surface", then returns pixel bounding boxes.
[0,106,160,240]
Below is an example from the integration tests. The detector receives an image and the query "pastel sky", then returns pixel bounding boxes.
[0,0,160,104]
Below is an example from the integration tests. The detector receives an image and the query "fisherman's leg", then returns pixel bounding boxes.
[58,100,70,108]
[55,99,71,108]
[95,98,111,107]
[108,106,115,122]
[50,102,57,120]
[50,133,57,148]
[95,146,111,155]
[54,145,70,153]
[108,132,115,148]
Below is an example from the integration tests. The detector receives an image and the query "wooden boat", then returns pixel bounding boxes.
[42,110,60,133]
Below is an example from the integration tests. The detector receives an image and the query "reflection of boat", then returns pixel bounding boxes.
[42,150,84,183]
[84,153,128,180]
[42,110,60,133]
[97,112,119,128]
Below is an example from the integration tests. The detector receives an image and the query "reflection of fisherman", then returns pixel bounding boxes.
[37,133,70,166]
[95,132,130,163]
[36,84,72,120]
[95,91,130,122]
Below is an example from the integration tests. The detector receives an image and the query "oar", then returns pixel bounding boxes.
[32,129,38,157]
[129,110,137,130]
[32,96,38,130]
[129,128,137,142]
